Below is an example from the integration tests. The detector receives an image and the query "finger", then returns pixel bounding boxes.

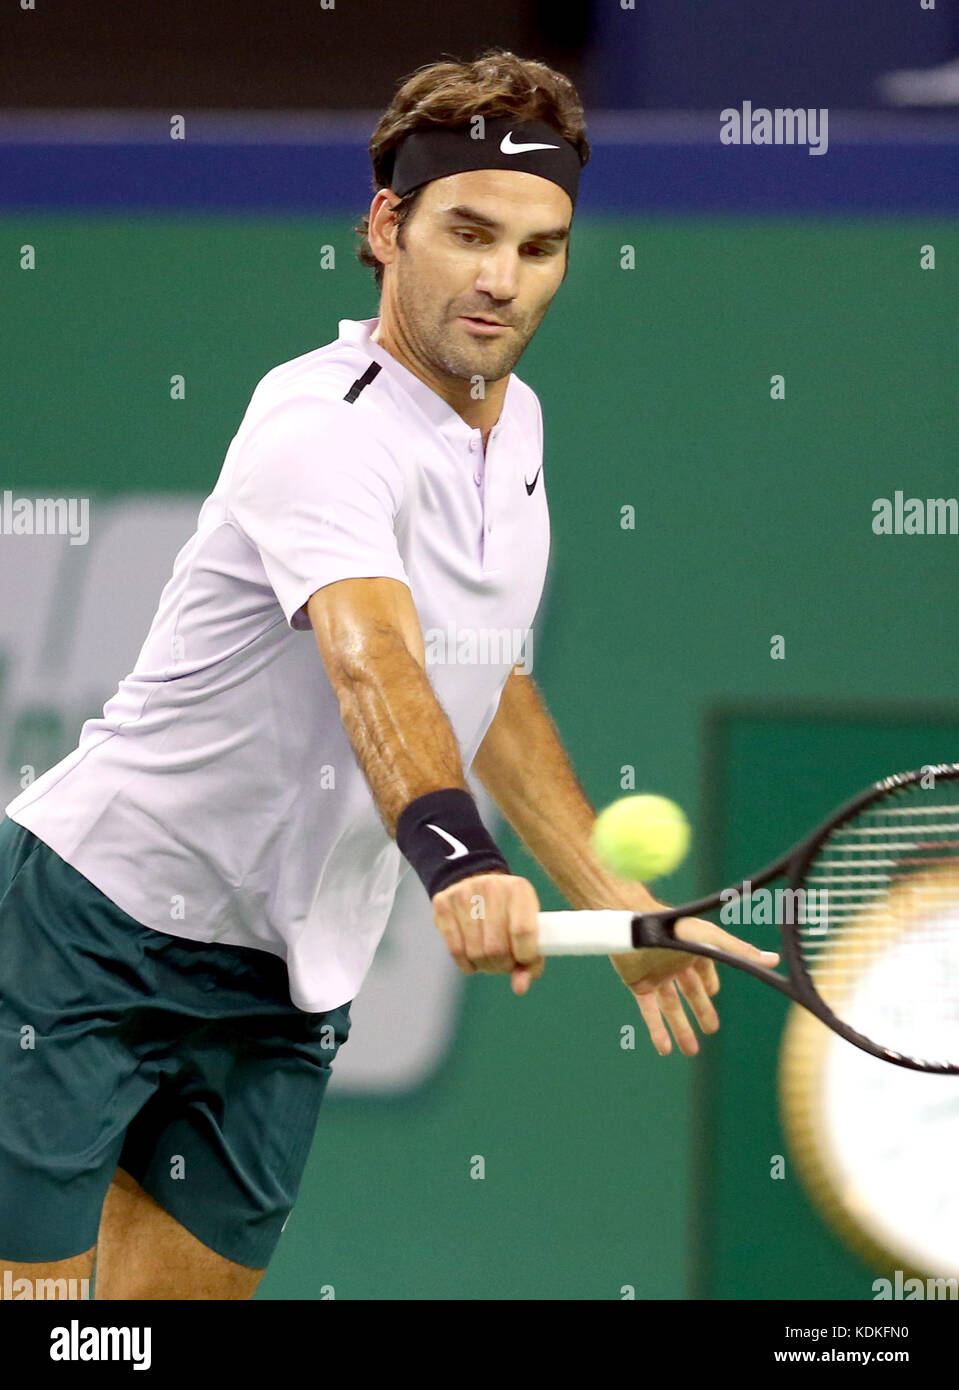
[432,898,478,975]
[507,877,541,966]
[459,913,494,967]
[695,957,720,996]
[634,989,673,1056]
[479,876,533,972]
[475,951,516,973]
[479,880,518,971]
[655,979,700,1056]
[674,916,779,967]
[677,964,719,1033]
[511,956,545,995]
[471,876,539,974]
[456,881,513,972]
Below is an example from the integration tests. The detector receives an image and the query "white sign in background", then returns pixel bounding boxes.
[0,496,490,1095]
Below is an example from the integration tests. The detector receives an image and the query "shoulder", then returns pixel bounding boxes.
[235,337,400,467]
[229,372,407,509]
[244,341,394,441]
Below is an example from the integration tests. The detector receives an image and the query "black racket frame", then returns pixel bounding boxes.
[626,764,959,1073]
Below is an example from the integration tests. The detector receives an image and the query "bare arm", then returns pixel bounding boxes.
[310,585,771,1040]
[307,576,468,835]
[309,575,542,1000]
[473,666,780,1054]
[472,666,661,912]
[308,576,544,993]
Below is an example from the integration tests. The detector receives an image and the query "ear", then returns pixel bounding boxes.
[367,189,405,269]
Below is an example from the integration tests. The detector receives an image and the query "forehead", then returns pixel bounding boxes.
[418,168,573,225]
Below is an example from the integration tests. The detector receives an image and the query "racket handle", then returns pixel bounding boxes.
[536,910,637,955]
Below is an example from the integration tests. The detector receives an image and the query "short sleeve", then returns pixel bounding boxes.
[228,396,411,630]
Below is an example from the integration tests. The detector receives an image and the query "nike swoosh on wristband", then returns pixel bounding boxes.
[525,465,543,495]
[427,823,470,859]
[500,132,560,154]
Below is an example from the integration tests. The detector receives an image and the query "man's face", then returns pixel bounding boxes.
[380,168,572,384]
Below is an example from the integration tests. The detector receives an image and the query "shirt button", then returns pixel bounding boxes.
[469,438,479,451]
[473,473,482,485]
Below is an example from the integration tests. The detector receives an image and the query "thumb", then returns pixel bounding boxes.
[511,964,532,995]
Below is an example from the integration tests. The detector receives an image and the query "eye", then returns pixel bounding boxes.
[454,229,482,244]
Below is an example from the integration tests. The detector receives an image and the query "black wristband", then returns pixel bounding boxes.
[395,788,510,898]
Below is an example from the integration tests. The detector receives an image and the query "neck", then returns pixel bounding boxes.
[371,315,508,439]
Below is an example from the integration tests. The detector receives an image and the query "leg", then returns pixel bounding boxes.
[93,1167,265,1300]
[0,1248,95,1298]
[0,821,156,1285]
[102,961,353,1299]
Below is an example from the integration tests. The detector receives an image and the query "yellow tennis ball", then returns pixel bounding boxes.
[591,794,691,880]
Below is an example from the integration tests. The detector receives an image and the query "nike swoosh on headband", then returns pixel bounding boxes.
[500,132,560,155]
[426,823,470,859]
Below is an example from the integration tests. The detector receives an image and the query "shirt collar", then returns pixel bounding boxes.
[337,317,511,445]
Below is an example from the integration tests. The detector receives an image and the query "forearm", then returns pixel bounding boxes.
[472,670,661,912]
[330,635,468,836]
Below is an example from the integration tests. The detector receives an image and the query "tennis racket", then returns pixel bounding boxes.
[537,764,959,1074]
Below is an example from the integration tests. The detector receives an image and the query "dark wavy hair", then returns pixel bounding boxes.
[354,47,590,290]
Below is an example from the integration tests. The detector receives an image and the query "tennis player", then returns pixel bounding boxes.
[0,49,773,1300]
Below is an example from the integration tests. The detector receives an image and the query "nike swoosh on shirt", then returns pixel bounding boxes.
[525,465,543,495]
[500,132,560,155]
[427,823,470,859]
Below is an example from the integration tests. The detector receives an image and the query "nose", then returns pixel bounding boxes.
[473,246,521,304]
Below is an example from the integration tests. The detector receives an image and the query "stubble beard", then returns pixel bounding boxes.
[400,279,532,387]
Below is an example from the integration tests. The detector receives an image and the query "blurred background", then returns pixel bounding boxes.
[1,1,958,1300]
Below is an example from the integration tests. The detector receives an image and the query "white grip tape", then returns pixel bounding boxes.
[536,910,636,955]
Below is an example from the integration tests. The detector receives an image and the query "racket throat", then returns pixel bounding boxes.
[632,914,675,949]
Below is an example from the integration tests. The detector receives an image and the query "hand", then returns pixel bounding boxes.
[431,872,545,996]
[610,915,780,1057]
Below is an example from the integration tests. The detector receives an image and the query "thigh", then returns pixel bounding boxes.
[0,819,352,1283]
[116,936,353,1274]
[0,1249,95,1300]
[94,1168,264,1300]
[0,821,157,1261]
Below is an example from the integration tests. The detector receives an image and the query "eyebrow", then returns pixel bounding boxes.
[441,204,570,243]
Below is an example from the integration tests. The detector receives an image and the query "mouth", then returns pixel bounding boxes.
[458,315,510,335]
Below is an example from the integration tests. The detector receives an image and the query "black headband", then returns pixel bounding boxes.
[388,116,583,209]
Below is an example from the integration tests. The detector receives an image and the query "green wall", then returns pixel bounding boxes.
[697,708,959,1300]
[2,215,956,1298]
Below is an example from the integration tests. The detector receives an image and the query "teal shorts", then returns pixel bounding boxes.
[0,816,351,1269]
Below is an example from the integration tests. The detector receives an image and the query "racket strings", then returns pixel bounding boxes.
[797,777,959,1067]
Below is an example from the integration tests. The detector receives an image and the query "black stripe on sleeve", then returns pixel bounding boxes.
[343,361,382,403]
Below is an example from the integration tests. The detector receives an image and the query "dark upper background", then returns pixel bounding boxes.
[0,0,955,111]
